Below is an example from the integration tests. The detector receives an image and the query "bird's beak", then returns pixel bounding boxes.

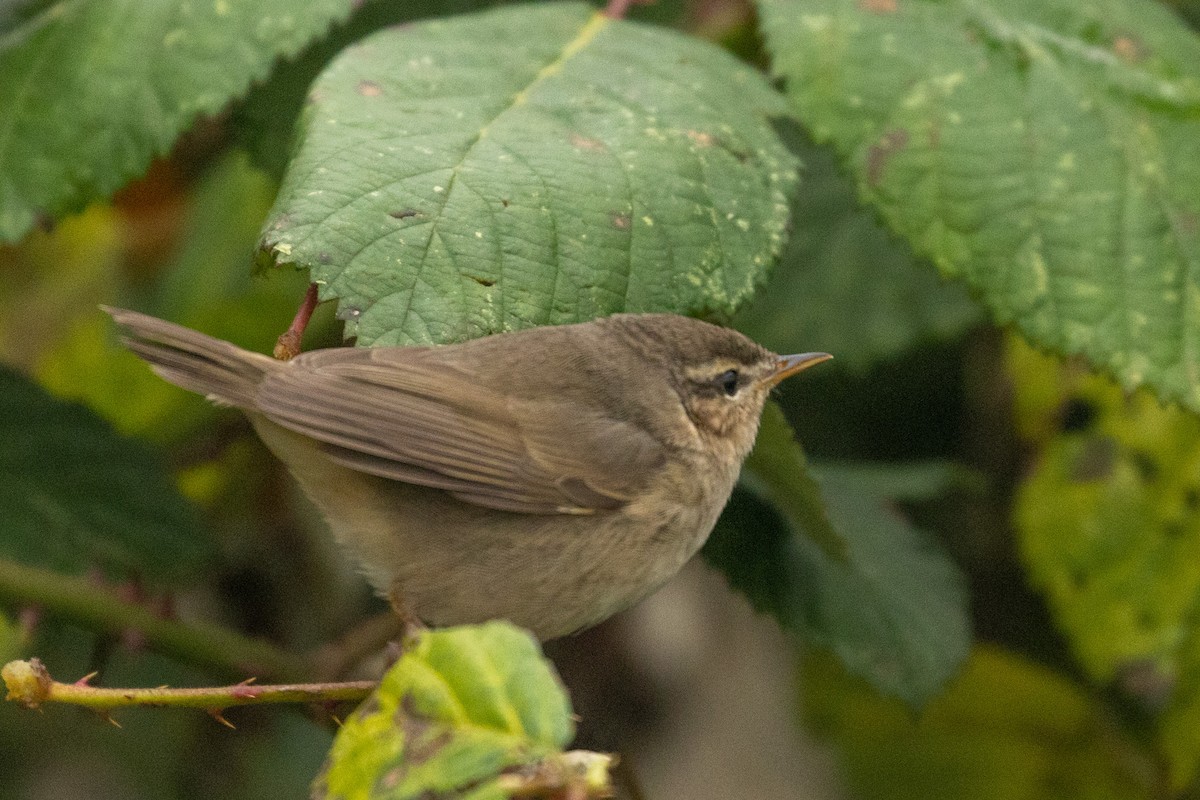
[762,352,833,387]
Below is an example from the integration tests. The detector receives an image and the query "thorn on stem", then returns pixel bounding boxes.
[207,708,237,729]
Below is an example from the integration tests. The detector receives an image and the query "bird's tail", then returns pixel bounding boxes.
[103,306,281,410]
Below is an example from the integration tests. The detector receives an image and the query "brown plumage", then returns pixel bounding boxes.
[106,306,828,638]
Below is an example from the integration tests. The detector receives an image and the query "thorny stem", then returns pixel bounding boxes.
[2,658,373,716]
[274,282,320,360]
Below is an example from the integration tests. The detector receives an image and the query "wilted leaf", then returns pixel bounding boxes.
[704,402,969,706]
[759,0,1200,410]
[0,0,354,241]
[804,646,1155,800]
[1011,337,1200,788]
[316,622,607,800]
[261,2,797,346]
[0,365,212,582]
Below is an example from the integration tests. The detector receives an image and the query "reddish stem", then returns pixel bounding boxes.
[274,283,320,360]
[603,0,653,19]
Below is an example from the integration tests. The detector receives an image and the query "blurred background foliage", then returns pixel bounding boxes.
[3,0,1200,798]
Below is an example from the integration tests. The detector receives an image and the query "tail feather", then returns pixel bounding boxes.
[103,306,279,410]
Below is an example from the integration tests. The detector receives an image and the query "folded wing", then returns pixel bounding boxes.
[255,345,665,515]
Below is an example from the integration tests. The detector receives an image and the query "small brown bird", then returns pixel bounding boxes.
[106,307,829,639]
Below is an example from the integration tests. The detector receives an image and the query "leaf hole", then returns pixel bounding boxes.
[1060,398,1097,432]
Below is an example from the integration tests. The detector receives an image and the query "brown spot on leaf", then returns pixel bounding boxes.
[1175,210,1198,237]
[1129,449,1158,482]
[501,198,511,208]
[405,727,454,766]
[466,275,495,287]
[1069,436,1117,482]
[570,133,607,152]
[866,128,909,186]
[1112,34,1147,63]
[686,130,716,147]
[1119,659,1173,711]
[389,208,419,220]
[357,80,383,97]
[859,0,897,12]
[611,212,631,230]
[1185,486,1200,511]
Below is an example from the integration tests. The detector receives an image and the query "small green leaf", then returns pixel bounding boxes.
[804,646,1155,800]
[0,366,212,583]
[704,402,969,706]
[316,622,598,800]
[737,133,980,370]
[0,0,355,242]
[261,2,797,346]
[759,0,1200,410]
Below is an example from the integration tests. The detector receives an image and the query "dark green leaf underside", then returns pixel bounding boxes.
[0,365,211,582]
[737,132,981,370]
[704,403,969,706]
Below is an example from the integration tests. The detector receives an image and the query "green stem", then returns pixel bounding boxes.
[3,658,373,715]
[0,558,306,681]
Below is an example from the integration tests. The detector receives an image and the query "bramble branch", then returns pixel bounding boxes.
[2,658,374,719]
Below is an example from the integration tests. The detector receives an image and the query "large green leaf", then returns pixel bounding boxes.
[0,0,354,242]
[231,1,518,179]
[759,0,1200,409]
[1010,337,1200,789]
[260,2,797,346]
[737,132,980,370]
[703,402,969,706]
[804,646,1155,800]
[316,622,608,800]
[0,365,212,583]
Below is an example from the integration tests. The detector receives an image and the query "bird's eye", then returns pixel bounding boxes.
[715,369,740,397]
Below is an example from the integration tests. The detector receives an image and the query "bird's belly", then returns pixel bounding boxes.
[251,417,727,639]
[362,482,718,640]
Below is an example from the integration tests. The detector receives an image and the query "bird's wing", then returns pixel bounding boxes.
[253,345,666,515]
